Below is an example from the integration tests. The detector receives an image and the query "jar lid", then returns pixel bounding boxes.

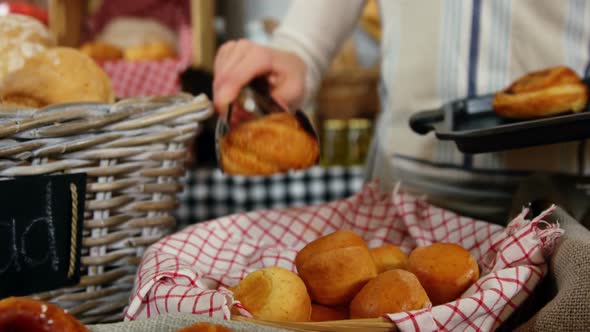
[348,118,372,129]
[323,119,347,130]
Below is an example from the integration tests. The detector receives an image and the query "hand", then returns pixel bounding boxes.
[213,39,307,113]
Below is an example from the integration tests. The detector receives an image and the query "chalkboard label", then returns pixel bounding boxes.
[0,173,86,297]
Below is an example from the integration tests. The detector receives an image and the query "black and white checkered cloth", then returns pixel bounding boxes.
[176,166,365,227]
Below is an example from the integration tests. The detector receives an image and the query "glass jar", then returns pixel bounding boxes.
[347,118,372,165]
[321,119,348,166]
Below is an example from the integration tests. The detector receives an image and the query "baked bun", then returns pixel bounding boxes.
[124,40,176,61]
[408,243,479,305]
[0,47,115,108]
[349,269,430,318]
[310,304,349,321]
[230,266,311,322]
[295,230,378,306]
[493,66,589,119]
[176,322,233,332]
[80,41,123,61]
[0,14,56,82]
[220,112,319,176]
[370,244,408,273]
[98,17,177,51]
[0,297,88,332]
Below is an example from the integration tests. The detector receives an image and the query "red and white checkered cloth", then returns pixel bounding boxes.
[87,0,193,98]
[125,183,564,332]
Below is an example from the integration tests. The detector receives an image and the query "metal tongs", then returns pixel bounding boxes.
[215,78,320,173]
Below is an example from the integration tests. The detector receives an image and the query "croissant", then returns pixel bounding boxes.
[493,66,588,119]
[220,112,319,176]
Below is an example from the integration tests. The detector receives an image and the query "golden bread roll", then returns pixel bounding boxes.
[80,41,123,61]
[124,40,176,61]
[0,14,56,82]
[295,230,378,306]
[0,47,115,108]
[176,322,233,332]
[408,243,479,305]
[0,297,88,332]
[220,112,319,176]
[230,266,311,322]
[310,304,349,322]
[370,244,409,273]
[493,66,589,119]
[349,269,430,318]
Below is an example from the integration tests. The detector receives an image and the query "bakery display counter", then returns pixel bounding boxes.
[176,165,365,227]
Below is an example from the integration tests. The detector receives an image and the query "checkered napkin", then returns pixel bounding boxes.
[124,182,563,332]
[88,0,193,98]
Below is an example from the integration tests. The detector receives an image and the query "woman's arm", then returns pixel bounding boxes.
[213,0,365,111]
[272,0,367,106]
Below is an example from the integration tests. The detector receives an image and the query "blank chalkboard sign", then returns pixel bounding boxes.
[0,173,86,297]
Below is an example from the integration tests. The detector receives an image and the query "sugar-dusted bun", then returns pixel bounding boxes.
[176,322,233,332]
[0,47,114,108]
[493,66,589,119]
[220,112,319,176]
[0,297,88,332]
[310,304,349,322]
[295,230,378,306]
[98,17,178,51]
[408,243,479,305]
[370,244,408,273]
[0,14,56,83]
[349,269,430,318]
[230,266,311,322]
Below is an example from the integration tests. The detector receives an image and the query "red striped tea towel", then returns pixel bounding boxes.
[124,183,563,332]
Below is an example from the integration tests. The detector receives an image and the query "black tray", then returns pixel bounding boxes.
[410,80,590,154]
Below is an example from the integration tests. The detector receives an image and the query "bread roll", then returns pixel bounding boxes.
[493,66,589,119]
[0,297,88,332]
[124,40,176,61]
[220,112,319,176]
[295,230,378,306]
[80,41,123,61]
[230,266,311,322]
[176,322,233,332]
[0,47,114,108]
[349,269,430,318]
[98,17,177,50]
[370,244,408,273]
[0,14,56,82]
[310,304,349,322]
[408,243,479,305]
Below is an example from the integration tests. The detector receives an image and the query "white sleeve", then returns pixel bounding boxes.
[271,0,367,107]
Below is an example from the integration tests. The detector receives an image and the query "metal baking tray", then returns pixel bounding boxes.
[409,79,590,154]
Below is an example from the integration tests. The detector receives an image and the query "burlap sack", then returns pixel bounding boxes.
[499,174,590,332]
[88,314,287,332]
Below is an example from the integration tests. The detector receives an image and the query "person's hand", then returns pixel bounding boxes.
[213,39,307,113]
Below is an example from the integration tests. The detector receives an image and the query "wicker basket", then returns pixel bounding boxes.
[0,93,212,323]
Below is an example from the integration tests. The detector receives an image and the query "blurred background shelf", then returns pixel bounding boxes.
[13,0,382,223]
